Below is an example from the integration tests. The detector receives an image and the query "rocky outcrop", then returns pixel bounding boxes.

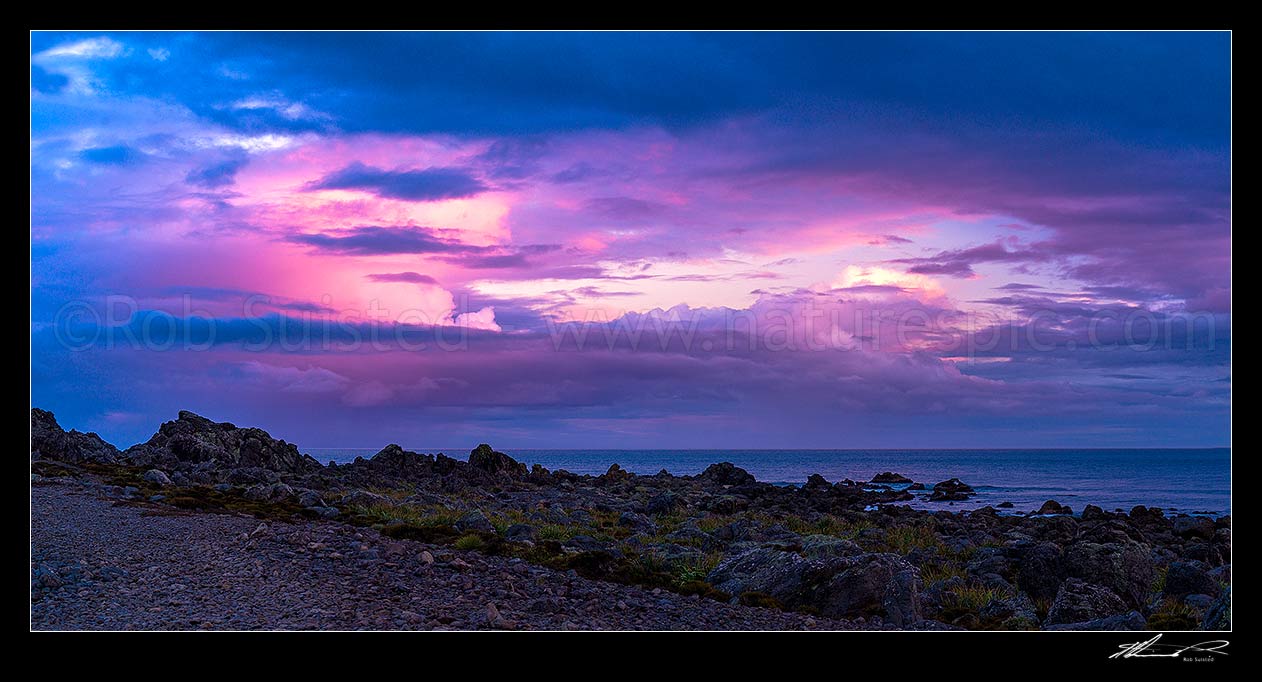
[697,462,756,487]
[928,478,975,502]
[124,411,320,477]
[30,409,120,464]
[468,444,527,478]
[871,472,913,484]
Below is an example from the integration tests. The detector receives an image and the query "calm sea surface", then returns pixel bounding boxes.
[307,447,1231,517]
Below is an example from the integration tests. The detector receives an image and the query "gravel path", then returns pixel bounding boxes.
[31,481,863,630]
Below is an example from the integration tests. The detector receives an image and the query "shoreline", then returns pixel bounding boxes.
[31,408,1231,631]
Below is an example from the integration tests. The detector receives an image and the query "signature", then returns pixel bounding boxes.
[1110,634,1229,660]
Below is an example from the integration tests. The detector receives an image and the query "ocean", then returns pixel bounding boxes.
[307,447,1231,517]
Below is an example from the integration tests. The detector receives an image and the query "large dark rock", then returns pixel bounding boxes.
[871,472,913,484]
[1201,586,1231,630]
[1034,500,1073,516]
[1163,561,1220,599]
[1015,541,1065,602]
[707,548,810,605]
[697,462,756,487]
[706,549,922,625]
[802,473,832,492]
[928,478,975,502]
[123,411,320,476]
[644,491,680,515]
[1171,515,1216,541]
[1063,541,1155,607]
[816,553,922,626]
[468,444,526,478]
[1044,578,1128,626]
[30,408,120,464]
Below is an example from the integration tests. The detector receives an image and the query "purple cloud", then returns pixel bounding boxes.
[306,162,488,201]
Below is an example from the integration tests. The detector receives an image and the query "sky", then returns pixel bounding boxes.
[30,31,1231,450]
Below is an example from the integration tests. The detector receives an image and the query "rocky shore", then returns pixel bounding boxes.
[31,409,1230,631]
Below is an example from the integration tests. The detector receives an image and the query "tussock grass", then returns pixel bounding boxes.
[1148,598,1202,630]
[883,524,944,555]
[920,561,968,587]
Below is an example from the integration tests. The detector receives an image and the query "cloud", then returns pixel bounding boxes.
[286,226,487,256]
[36,37,125,60]
[79,145,142,165]
[342,380,395,407]
[890,242,1052,278]
[185,158,247,188]
[366,272,440,285]
[306,162,488,201]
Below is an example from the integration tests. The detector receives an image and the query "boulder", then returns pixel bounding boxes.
[306,506,340,519]
[644,492,680,515]
[1015,541,1064,602]
[617,511,657,534]
[599,463,632,482]
[697,462,756,487]
[467,444,526,478]
[296,490,326,508]
[30,408,120,464]
[142,469,172,487]
[871,472,913,484]
[503,523,538,543]
[1044,578,1128,626]
[928,478,975,502]
[815,553,922,626]
[1201,586,1231,630]
[454,509,496,534]
[1081,504,1107,521]
[1171,515,1216,541]
[802,473,832,492]
[562,535,615,554]
[707,548,810,606]
[1034,500,1073,516]
[1063,541,1154,607]
[1163,561,1220,599]
[243,482,295,503]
